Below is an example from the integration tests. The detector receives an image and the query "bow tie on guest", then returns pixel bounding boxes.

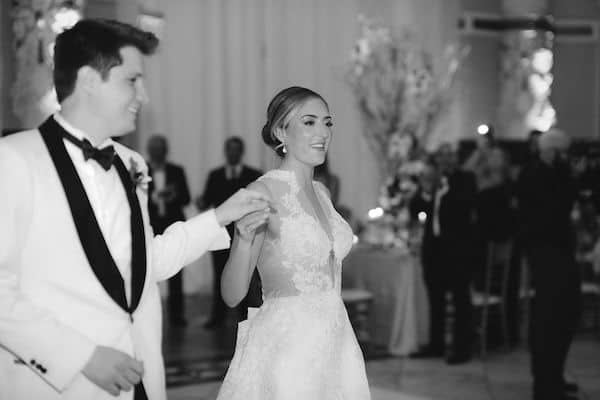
[61,130,116,171]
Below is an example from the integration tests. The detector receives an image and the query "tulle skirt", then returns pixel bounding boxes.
[216,290,371,400]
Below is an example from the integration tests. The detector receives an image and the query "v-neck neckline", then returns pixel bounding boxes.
[273,169,335,245]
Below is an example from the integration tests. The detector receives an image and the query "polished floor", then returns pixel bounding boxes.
[163,294,600,400]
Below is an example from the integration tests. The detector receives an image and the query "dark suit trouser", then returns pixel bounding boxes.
[237,270,263,320]
[423,238,473,354]
[210,249,230,323]
[153,220,185,323]
[527,245,581,400]
[210,249,263,323]
[167,270,184,322]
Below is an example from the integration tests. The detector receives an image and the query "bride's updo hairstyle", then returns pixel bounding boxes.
[262,86,328,157]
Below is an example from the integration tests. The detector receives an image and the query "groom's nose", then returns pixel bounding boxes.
[136,81,149,105]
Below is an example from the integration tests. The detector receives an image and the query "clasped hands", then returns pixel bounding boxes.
[215,188,273,240]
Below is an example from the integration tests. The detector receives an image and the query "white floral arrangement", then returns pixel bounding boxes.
[10,0,84,127]
[347,15,467,248]
[347,15,468,177]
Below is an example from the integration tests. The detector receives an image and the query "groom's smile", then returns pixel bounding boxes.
[91,46,149,139]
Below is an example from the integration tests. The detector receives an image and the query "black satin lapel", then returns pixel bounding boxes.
[39,117,128,311]
[113,156,147,313]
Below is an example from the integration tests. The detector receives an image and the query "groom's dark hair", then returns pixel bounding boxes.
[53,18,159,103]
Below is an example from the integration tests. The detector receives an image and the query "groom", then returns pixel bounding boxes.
[0,19,270,400]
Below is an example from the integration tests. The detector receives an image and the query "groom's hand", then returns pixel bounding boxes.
[215,188,271,227]
[82,346,144,396]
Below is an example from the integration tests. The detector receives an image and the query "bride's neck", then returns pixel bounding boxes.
[280,160,314,190]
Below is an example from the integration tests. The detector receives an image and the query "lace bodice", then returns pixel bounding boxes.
[255,169,354,299]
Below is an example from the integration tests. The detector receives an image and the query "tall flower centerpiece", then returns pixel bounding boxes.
[10,0,84,128]
[346,16,468,248]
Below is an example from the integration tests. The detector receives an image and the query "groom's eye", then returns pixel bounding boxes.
[304,120,315,126]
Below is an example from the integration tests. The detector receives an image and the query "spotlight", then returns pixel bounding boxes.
[477,124,490,135]
[368,207,384,220]
[418,212,427,223]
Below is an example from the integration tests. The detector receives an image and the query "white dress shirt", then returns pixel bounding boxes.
[150,167,167,217]
[432,176,449,237]
[225,164,242,180]
[53,113,134,303]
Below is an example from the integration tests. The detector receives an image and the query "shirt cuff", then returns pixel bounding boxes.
[206,209,231,250]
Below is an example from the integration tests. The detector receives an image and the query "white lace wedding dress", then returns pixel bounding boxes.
[216,169,371,400]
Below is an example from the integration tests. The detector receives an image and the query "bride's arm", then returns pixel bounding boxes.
[221,181,271,307]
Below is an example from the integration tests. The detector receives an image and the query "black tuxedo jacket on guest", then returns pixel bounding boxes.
[412,169,477,266]
[202,165,262,236]
[148,162,191,233]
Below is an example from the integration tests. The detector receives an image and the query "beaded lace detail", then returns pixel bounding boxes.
[256,169,353,298]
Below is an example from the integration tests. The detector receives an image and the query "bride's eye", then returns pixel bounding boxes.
[304,120,315,126]
[326,121,333,127]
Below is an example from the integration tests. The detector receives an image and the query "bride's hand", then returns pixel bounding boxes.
[215,188,271,227]
[235,209,271,241]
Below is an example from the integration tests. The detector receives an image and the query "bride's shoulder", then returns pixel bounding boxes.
[247,179,273,201]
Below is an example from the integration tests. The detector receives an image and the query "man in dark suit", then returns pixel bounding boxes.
[198,137,262,328]
[411,144,477,364]
[517,129,581,400]
[147,135,191,326]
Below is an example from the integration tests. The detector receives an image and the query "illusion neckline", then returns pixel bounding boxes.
[267,168,317,191]
[266,168,336,247]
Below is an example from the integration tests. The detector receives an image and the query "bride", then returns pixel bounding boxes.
[216,86,371,400]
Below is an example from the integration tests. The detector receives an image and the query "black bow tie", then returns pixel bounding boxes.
[62,131,116,171]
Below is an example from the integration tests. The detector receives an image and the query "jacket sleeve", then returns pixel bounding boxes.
[0,143,96,392]
[150,209,230,281]
[201,170,216,208]
[177,166,191,207]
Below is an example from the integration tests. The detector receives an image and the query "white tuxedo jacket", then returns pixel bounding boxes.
[0,120,230,400]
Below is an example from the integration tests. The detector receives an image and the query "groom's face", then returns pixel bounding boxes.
[89,46,149,137]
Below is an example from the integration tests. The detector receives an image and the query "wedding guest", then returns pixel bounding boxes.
[517,128,581,400]
[508,128,545,346]
[198,136,262,328]
[0,19,270,400]
[464,130,518,347]
[411,143,477,364]
[147,135,191,327]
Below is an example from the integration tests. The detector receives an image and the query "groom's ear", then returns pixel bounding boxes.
[77,66,102,94]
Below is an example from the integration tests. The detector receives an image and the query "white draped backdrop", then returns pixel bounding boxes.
[134,0,462,293]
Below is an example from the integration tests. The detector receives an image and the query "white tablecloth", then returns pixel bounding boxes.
[342,245,429,356]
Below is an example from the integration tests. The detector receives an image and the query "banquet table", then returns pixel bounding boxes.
[342,244,429,356]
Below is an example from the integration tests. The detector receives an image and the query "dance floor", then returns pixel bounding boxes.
[163,294,600,400]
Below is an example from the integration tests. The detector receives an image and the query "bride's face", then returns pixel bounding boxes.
[280,97,333,167]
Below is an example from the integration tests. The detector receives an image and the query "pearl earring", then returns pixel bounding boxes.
[275,142,287,154]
